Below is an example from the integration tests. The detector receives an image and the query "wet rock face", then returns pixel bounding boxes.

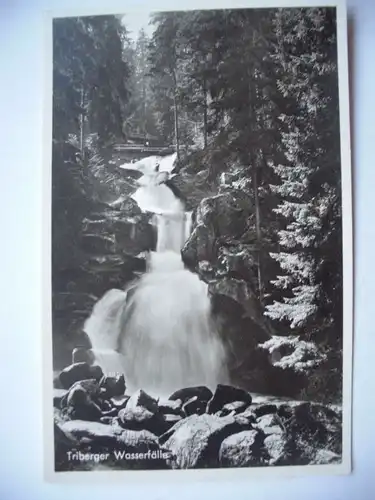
[195,191,253,239]
[179,187,274,395]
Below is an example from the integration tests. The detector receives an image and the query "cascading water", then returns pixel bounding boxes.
[84,155,228,396]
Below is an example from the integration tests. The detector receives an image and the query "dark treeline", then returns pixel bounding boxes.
[52,8,342,401]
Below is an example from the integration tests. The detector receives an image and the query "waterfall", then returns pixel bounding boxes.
[84,155,228,396]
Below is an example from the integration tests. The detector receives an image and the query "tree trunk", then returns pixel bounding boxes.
[247,43,263,304]
[172,70,180,160]
[79,86,85,161]
[203,79,208,148]
[252,162,263,304]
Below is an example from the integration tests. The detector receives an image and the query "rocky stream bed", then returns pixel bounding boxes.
[54,352,342,472]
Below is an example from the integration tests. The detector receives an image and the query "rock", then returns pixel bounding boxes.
[59,419,123,449]
[72,347,95,365]
[61,382,103,422]
[53,375,64,389]
[164,414,183,425]
[116,429,169,469]
[99,374,126,398]
[181,224,216,271]
[311,449,342,465]
[54,422,79,471]
[263,434,287,465]
[235,407,257,425]
[59,363,103,390]
[160,414,249,469]
[209,278,266,330]
[206,385,252,415]
[110,395,130,410]
[100,416,115,425]
[219,430,268,467]
[220,401,248,416]
[114,216,155,254]
[158,398,183,416]
[255,414,284,436]
[261,402,343,466]
[182,396,207,416]
[53,389,68,409]
[168,386,213,406]
[196,191,253,239]
[133,389,159,413]
[253,404,278,418]
[81,234,117,255]
[118,389,168,436]
[52,292,98,315]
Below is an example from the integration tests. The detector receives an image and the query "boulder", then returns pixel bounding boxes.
[263,434,288,465]
[59,419,123,450]
[261,402,343,466]
[61,382,103,422]
[195,191,252,239]
[206,385,252,415]
[181,224,216,271]
[160,414,249,469]
[219,430,268,467]
[219,401,248,417]
[209,278,266,331]
[158,398,183,416]
[59,363,103,390]
[110,395,130,411]
[168,386,213,406]
[72,347,95,365]
[253,404,278,419]
[255,414,284,436]
[54,422,79,472]
[53,388,68,409]
[118,390,168,436]
[182,396,207,417]
[99,374,126,398]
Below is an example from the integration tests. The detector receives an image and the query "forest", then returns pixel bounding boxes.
[52,7,342,404]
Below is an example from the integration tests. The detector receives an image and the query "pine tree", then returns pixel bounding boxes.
[148,13,182,157]
[263,8,342,396]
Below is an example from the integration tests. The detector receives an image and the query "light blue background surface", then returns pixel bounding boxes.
[0,0,374,498]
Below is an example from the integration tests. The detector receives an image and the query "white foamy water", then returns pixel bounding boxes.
[84,154,227,396]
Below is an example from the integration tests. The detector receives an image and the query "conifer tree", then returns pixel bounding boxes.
[263,8,342,394]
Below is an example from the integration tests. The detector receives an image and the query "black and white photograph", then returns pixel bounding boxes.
[47,1,352,477]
